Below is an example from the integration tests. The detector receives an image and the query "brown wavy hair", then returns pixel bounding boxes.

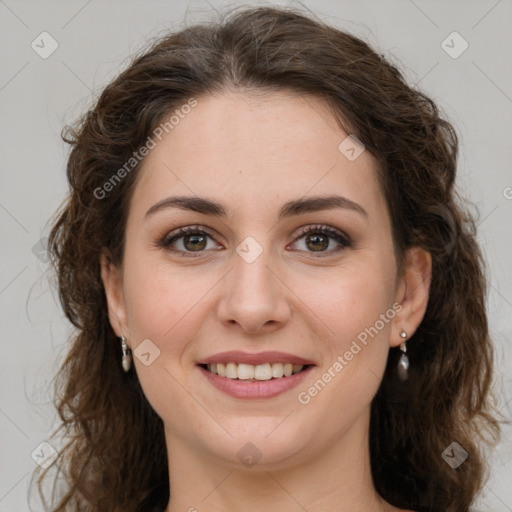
[33,5,502,512]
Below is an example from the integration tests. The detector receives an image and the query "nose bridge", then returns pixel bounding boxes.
[217,234,290,332]
[234,239,273,294]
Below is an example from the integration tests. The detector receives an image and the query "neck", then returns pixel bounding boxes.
[163,408,395,512]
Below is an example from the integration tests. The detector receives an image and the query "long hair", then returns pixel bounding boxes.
[34,5,501,511]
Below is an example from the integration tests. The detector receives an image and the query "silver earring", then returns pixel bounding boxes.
[397,331,409,381]
[120,336,132,372]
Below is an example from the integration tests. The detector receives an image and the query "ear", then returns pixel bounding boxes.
[100,249,128,340]
[390,246,432,347]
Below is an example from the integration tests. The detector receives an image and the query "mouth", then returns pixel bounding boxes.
[196,351,315,399]
[198,362,312,381]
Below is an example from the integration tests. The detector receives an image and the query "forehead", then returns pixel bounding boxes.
[129,90,387,223]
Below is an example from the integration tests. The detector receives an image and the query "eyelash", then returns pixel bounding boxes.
[159,224,352,258]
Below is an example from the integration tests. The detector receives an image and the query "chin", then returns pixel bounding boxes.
[203,421,314,470]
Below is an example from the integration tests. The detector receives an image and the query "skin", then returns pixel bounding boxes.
[101,89,431,512]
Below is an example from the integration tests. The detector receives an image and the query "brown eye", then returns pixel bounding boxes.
[161,226,220,256]
[291,225,352,257]
[304,232,329,251]
[181,233,208,251]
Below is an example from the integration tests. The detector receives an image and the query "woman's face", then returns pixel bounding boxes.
[102,89,429,470]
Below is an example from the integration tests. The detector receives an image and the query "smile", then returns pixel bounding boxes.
[198,363,314,399]
[203,362,306,381]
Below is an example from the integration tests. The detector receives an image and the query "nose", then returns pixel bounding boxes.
[216,246,291,334]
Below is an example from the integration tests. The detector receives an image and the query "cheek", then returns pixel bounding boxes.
[294,282,394,439]
[123,259,177,337]
[120,251,202,424]
[292,252,397,405]
[295,258,397,345]
[121,249,221,364]
[296,256,397,413]
[123,248,180,328]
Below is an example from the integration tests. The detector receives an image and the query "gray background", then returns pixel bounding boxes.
[0,0,511,510]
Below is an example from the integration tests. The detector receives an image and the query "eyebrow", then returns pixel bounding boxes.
[144,194,368,220]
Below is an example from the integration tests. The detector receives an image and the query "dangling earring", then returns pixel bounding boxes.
[120,335,132,372]
[397,331,409,381]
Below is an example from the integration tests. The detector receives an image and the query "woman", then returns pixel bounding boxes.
[34,5,501,512]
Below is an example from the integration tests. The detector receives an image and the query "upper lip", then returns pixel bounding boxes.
[198,351,316,366]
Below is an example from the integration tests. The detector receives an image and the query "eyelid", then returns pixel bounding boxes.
[292,224,352,245]
[287,224,352,257]
[161,224,217,245]
[160,223,352,257]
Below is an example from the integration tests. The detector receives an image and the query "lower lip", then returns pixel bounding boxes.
[198,365,314,399]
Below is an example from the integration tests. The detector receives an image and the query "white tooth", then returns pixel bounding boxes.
[292,364,304,375]
[254,363,273,380]
[237,364,255,380]
[226,362,238,379]
[213,362,300,379]
[271,363,284,378]
[217,363,226,377]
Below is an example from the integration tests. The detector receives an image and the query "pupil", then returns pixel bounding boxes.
[185,234,206,251]
[307,233,327,251]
